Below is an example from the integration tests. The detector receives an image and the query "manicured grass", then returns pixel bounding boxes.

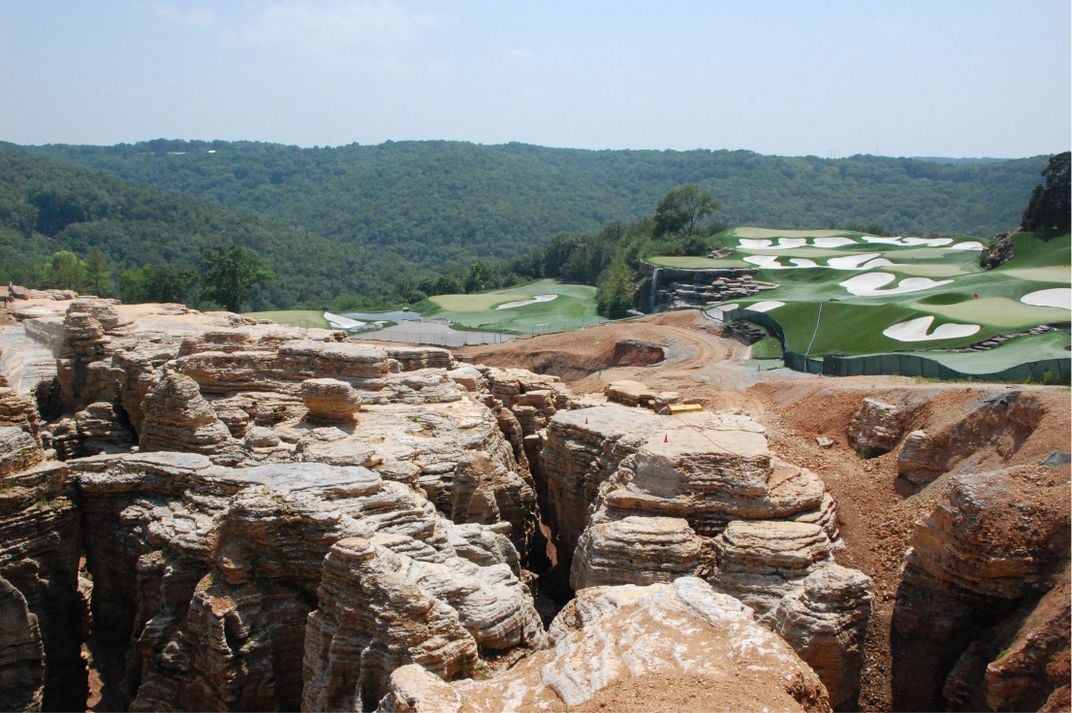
[244,310,331,328]
[896,331,1071,373]
[731,227,858,239]
[647,256,749,268]
[921,297,1070,328]
[428,279,604,334]
[1002,266,1072,283]
[750,336,784,359]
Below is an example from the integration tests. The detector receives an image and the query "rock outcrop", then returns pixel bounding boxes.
[301,377,363,423]
[138,373,241,463]
[0,574,44,712]
[846,398,905,457]
[896,390,1042,490]
[540,404,866,707]
[891,466,1070,711]
[378,577,832,713]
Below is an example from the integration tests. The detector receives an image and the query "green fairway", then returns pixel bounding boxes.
[731,227,857,239]
[690,227,1070,380]
[244,310,331,328]
[428,279,605,334]
[647,256,749,268]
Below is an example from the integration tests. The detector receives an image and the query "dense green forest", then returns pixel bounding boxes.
[0,148,416,309]
[28,140,1046,249]
[0,140,1056,311]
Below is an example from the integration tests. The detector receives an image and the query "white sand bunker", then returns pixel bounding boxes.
[947,241,985,251]
[738,236,856,250]
[1020,288,1071,310]
[324,312,366,329]
[883,316,980,342]
[840,272,953,296]
[826,253,898,270]
[861,236,953,247]
[496,294,558,310]
[748,300,785,312]
[812,237,857,247]
[744,255,818,269]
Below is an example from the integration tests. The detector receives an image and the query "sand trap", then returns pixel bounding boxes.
[861,236,953,247]
[1020,288,1071,310]
[744,255,818,269]
[840,272,953,296]
[883,316,981,342]
[946,241,985,251]
[323,312,366,329]
[496,294,558,310]
[812,237,857,248]
[826,252,898,270]
[748,301,786,313]
[739,238,807,250]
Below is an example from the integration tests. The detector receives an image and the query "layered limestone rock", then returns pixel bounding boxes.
[0,574,44,712]
[303,534,545,711]
[138,373,241,463]
[542,405,836,582]
[378,578,832,713]
[891,466,1070,711]
[0,388,40,442]
[541,405,864,707]
[0,463,85,711]
[846,397,905,457]
[62,452,541,712]
[302,378,363,423]
[773,564,873,710]
[385,346,454,372]
[0,428,44,477]
[73,402,134,455]
[896,390,1043,489]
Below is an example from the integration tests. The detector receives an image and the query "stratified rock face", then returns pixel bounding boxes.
[63,452,541,712]
[891,467,1070,711]
[0,388,40,442]
[303,534,545,711]
[385,347,454,372]
[571,515,709,588]
[846,398,904,457]
[74,402,134,455]
[774,564,873,710]
[896,391,1043,489]
[377,578,832,713]
[541,405,865,707]
[714,520,836,619]
[0,574,44,713]
[139,373,240,463]
[0,428,44,477]
[302,377,362,423]
[0,465,85,711]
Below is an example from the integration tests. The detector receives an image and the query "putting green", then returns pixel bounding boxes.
[430,280,595,311]
[1002,266,1071,283]
[647,256,749,268]
[918,296,1070,328]
[732,227,855,239]
[244,310,331,329]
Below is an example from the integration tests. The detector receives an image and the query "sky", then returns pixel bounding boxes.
[1,0,1068,157]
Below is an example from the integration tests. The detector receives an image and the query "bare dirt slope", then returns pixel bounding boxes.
[458,310,1072,711]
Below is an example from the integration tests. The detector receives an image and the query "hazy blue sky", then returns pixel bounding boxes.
[1,0,1068,157]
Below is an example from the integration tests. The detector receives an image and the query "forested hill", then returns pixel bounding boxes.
[29,140,1046,264]
[0,147,417,309]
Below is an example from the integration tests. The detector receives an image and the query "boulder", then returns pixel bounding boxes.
[846,398,904,457]
[138,373,241,463]
[301,378,362,423]
[377,578,831,713]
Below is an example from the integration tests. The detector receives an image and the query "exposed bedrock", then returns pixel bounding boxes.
[0,574,45,712]
[59,452,540,712]
[890,466,1070,711]
[377,577,832,713]
[541,404,867,708]
[0,462,85,711]
[846,397,907,458]
[139,373,243,464]
[0,387,41,442]
[896,390,1043,490]
[301,377,363,423]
